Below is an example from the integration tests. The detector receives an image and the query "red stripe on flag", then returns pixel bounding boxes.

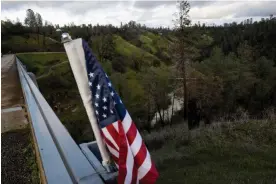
[102,133,119,152]
[126,122,137,145]
[139,160,159,184]
[117,121,128,184]
[134,141,147,168]
[106,124,120,149]
[131,163,138,184]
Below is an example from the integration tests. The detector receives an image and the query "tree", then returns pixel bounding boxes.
[142,66,171,127]
[35,13,43,27]
[24,9,36,28]
[172,1,192,119]
[35,13,43,43]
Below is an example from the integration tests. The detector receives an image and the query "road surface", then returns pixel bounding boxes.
[1,54,27,133]
[1,54,24,108]
[1,54,39,184]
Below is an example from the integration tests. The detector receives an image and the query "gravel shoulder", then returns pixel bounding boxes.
[1,128,40,184]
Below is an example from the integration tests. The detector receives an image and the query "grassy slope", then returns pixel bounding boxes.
[139,32,171,60]
[17,52,67,76]
[113,35,160,66]
[144,120,276,184]
[139,35,157,54]
[2,34,62,53]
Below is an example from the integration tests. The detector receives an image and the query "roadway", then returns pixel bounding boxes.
[1,54,38,184]
[1,54,27,133]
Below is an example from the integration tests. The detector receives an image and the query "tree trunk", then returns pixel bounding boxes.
[183,66,188,120]
[180,38,188,120]
[179,18,188,120]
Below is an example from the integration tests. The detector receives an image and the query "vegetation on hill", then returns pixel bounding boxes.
[2,1,276,182]
[145,118,276,183]
[17,52,66,76]
[2,34,63,53]
[8,1,275,137]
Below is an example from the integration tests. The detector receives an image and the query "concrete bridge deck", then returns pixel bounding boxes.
[1,54,39,184]
[1,54,27,133]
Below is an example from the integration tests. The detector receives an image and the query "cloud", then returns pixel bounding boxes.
[1,1,275,28]
[189,1,276,19]
[234,1,276,17]
[134,1,175,9]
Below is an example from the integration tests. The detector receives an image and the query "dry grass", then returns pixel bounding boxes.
[143,119,276,184]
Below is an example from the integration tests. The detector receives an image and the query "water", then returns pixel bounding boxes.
[151,93,182,126]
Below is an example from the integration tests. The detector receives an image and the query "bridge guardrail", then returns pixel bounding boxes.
[16,57,104,184]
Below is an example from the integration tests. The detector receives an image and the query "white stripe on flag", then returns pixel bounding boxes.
[124,142,134,184]
[106,143,119,158]
[138,150,152,180]
[122,111,132,132]
[102,127,119,150]
[113,121,119,132]
[130,129,142,156]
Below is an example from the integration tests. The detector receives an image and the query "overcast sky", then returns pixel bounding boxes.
[1,1,276,27]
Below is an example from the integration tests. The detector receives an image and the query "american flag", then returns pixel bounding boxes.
[82,40,159,184]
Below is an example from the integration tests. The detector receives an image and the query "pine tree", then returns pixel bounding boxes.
[172,1,192,120]
[24,9,36,28]
[35,13,43,44]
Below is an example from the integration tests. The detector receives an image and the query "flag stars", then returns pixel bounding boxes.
[95,110,98,115]
[111,91,114,96]
[89,72,94,78]
[88,81,92,86]
[103,97,107,102]
[108,82,112,87]
[95,94,99,99]
[102,114,107,118]
[95,102,99,107]
[97,84,101,90]
[120,99,123,104]
[110,110,114,114]
[103,106,107,110]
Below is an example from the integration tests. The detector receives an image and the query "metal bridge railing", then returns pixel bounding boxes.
[16,58,105,184]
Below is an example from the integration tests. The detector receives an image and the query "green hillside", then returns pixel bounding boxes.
[15,31,170,143]
[139,32,172,64]
[15,29,175,143]
[113,35,160,66]
[17,52,67,76]
[2,34,63,53]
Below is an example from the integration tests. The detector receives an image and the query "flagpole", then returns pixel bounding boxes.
[61,33,112,171]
